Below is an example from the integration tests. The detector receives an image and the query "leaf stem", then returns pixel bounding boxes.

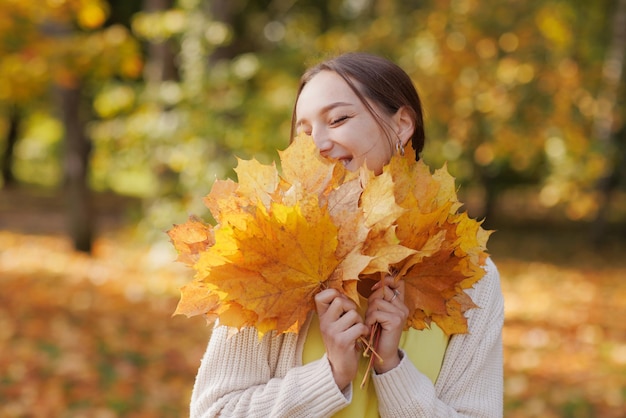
[360,323,382,389]
[358,334,383,361]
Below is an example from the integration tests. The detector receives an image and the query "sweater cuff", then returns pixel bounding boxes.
[371,349,435,410]
[293,353,350,415]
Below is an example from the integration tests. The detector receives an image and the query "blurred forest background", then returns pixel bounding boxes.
[0,0,625,416]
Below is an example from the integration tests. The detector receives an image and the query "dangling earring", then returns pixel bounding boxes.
[396,140,405,156]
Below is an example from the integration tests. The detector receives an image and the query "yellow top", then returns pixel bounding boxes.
[302,298,449,418]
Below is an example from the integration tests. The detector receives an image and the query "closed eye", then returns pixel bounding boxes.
[330,115,350,125]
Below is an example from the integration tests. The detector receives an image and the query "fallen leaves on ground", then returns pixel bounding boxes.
[1,229,625,417]
[0,231,209,417]
[500,259,626,418]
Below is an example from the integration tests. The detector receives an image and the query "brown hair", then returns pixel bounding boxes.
[290,52,425,160]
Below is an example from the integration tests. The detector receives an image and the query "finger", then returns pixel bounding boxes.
[343,322,370,343]
[333,309,364,329]
[370,274,395,291]
[365,309,405,329]
[315,288,341,304]
[383,277,406,302]
[316,290,359,320]
[371,275,403,298]
[366,288,409,320]
[369,284,400,304]
[365,302,409,330]
[321,299,349,325]
[394,278,406,295]
[320,308,368,349]
[314,288,342,315]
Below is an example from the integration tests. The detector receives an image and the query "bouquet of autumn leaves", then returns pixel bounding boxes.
[168,134,491,341]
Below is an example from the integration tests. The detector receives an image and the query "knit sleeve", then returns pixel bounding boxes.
[190,325,350,418]
[372,257,504,417]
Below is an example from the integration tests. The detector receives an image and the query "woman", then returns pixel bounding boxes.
[190,52,504,417]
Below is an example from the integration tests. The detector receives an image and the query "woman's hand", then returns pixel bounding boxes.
[365,275,409,374]
[315,289,369,391]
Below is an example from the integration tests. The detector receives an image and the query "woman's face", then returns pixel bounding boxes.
[294,70,396,174]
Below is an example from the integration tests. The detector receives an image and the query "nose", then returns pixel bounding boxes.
[311,125,333,155]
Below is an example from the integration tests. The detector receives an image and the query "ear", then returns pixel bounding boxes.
[392,106,415,147]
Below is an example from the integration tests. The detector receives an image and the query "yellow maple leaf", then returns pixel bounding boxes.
[209,201,341,333]
[173,280,221,320]
[323,175,373,287]
[279,135,351,203]
[203,179,253,226]
[234,158,280,210]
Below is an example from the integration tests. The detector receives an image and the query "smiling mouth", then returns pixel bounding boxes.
[339,158,352,168]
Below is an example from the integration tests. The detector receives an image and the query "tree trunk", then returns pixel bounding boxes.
[1,105,20,188]
[142,0,178,84]
[591,0,626,245]
[60,84,93,253]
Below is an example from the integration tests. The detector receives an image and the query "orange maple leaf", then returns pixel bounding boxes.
[195,201,344,335]
[167,216,214,267]
[384,145,492,335]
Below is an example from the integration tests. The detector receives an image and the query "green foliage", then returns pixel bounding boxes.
[12,113,63,187]
[1,0,624,233]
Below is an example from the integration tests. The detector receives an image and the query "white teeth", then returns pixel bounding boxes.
[340,159,351,167]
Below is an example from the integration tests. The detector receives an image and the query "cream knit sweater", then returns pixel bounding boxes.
[190,258,504,417]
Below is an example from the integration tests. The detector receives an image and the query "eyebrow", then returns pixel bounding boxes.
[295,101,353,126]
